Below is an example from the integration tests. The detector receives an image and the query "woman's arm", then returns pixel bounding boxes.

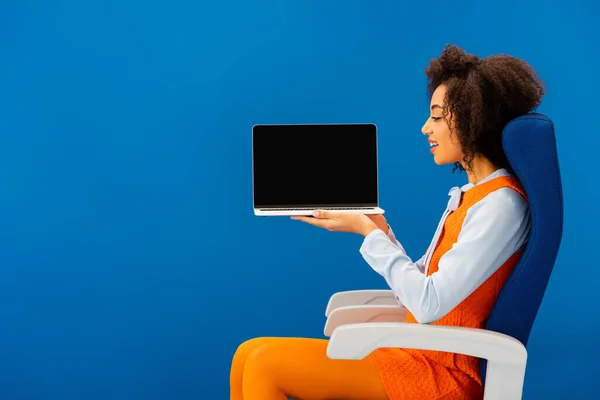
[386,226,427,272]
[359,188,530,324]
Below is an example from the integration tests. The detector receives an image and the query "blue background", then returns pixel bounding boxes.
[0,0,597,398]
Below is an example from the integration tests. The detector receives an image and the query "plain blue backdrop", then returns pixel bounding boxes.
[0,0,598,398]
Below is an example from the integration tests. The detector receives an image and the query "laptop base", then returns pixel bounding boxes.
[254,207,385,216]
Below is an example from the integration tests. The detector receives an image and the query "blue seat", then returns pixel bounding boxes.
[481,112,564,384]
[323,113,564,399]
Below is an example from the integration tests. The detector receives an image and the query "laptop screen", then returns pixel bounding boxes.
[252,123,378,208]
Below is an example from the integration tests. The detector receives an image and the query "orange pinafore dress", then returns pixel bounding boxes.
[373,176,527,400]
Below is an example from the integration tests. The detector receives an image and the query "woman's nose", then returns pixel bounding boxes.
[421,120,431,135]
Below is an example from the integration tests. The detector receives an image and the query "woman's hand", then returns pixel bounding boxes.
[367,214,389,235]
[291,210,380,236]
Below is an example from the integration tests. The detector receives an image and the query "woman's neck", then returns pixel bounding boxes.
[464,156,499,184]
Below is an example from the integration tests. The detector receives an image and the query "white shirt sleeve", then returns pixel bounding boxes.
[385,226,427,273]
[359,188,530,324]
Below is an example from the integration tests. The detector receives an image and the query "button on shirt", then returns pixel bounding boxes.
[359,169,531,324]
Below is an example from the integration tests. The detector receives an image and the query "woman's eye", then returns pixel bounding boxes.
[431,117,442,122]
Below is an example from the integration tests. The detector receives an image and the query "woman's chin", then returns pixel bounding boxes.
[433,149,458,165]
[433,154,455,166]
[432,154,446,165]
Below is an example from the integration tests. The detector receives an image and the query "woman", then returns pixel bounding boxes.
[230,44,545,400]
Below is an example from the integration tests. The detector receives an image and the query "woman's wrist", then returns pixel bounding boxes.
[360,219,380,237]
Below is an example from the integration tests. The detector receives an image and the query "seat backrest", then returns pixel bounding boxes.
[480,113,564,383]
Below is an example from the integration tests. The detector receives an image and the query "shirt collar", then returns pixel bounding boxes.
[446,168,512,211]
[459,168,512,193]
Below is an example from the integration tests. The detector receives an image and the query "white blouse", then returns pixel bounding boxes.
[359,169,530,324]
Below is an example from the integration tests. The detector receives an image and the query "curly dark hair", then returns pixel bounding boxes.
[425,44,546,173]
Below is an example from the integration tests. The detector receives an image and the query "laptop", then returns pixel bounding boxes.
[252,123,385,216]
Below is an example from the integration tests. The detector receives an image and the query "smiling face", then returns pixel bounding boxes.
[421,84,465,166]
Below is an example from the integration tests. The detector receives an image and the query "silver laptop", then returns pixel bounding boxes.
[252,123,385,216]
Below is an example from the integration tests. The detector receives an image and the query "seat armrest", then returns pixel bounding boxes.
[327,322,527,400]
[325,290,398,317]
[324,305,407,337]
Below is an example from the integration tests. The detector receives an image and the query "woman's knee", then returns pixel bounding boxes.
[242,342,282,386]
[242,338,324,382]
[234,337,272,361]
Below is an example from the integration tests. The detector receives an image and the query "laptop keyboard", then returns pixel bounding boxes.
[261,207,372,211]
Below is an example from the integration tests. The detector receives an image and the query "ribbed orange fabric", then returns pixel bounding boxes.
[373,176,527,400]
